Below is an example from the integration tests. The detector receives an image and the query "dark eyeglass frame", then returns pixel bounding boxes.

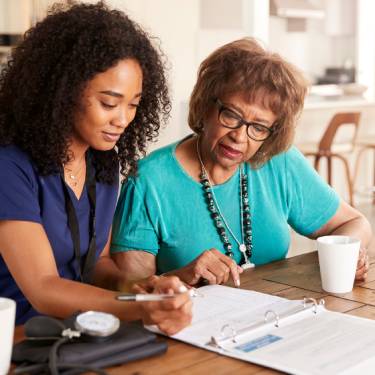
[214,98,274,142]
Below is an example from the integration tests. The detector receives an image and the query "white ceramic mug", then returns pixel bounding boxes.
[317,235,360,294]
[0,298,16,375]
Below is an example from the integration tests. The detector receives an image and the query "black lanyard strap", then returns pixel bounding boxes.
[61,152,97,284]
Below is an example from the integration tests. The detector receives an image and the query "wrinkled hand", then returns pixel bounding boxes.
[172,249,243,287]
[133,275,192,335]
[356,247,370,281]
[132,275,165,294]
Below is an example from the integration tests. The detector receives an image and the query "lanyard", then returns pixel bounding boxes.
[61,153,97,283]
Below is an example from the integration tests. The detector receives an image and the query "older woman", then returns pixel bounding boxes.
[111,38,372,287]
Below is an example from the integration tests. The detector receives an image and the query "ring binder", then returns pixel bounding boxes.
[264,310,280,327]
[208,297,325,349]
[158,285,375,375]
[303,297,318,313]
[221,324,237,343]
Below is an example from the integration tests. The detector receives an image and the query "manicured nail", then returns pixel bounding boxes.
[235,279,240,287]
[178,285,188,293]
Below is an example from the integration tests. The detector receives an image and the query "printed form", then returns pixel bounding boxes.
[162,285,375,375]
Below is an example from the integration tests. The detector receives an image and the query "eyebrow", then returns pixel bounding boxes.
[99,91,142,99]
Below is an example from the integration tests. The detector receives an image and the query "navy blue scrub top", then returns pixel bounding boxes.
[0,145,119,324]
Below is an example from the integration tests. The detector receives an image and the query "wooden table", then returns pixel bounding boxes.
[14,251,375,374]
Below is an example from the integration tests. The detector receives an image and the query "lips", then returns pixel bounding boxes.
[102,131,122,142]
[219,143,243,159]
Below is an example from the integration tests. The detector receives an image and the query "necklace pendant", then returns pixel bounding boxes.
[239,243,247,253]
[69,174,76,180]
[241,261,255,270]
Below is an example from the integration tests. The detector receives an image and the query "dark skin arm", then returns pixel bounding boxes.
[0,221,192,335]
[309,200,372,281]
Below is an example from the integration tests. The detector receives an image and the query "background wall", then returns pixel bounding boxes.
[104,0,200,148]
[101,0,268,150]
[0,0,374,202]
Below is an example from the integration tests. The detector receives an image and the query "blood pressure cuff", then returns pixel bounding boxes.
[12,318,167,373]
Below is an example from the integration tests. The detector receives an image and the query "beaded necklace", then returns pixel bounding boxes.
[196,137,254,268]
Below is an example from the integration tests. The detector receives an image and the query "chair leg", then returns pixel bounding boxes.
[314,156,321,173]
[327,157,332,186]
[335,155,354,206]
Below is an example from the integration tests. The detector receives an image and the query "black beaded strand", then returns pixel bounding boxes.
[199,167,252,264]
[240,171,253,260]
[200,171,234,258]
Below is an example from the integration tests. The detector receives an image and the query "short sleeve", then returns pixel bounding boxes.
[0,157,41,223]
[110,178,159,255]
[286,147,340,236]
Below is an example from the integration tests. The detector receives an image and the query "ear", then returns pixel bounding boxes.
[196,120,204,133]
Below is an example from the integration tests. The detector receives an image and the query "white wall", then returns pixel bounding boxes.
[357,0,375,99]
[104,0,269,150]
[0,0,31,33]
[105,0,200,149]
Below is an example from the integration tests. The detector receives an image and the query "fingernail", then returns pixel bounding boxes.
[178,285,188,293]
[188,289,196,297]
[235,279,240,287]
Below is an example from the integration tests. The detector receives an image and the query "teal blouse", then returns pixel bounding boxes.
[111,137,340,273]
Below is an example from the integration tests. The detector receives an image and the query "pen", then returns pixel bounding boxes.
[116,288,204,302]
[117,293,177,301]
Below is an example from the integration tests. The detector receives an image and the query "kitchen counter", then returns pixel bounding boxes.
[304,95,375,110]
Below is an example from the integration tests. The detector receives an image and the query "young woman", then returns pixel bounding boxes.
[0,2,191,335]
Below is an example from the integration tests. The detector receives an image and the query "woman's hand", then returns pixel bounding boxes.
[169,249,243,287]
[133,276,193,335]
[356,247,370,281]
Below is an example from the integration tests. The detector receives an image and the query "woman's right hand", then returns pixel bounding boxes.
[171,249,243,287]
[134,276,193,335]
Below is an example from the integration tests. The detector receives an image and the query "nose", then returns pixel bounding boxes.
[111,108,129,128]
[229,123,248,143]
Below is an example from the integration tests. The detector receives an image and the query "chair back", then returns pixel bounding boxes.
[318,112,361,153]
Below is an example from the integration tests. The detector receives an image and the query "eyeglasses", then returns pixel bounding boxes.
[214,98,274,142]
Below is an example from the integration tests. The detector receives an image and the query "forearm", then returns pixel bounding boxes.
[92,255,126,291]
[30,275,142,321]
[112,251,156,283]
[330,215,372,249]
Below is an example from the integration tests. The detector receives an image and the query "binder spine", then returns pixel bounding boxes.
[208,297,325,349]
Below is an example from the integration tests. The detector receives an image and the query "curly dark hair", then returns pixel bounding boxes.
[0,1,170,183]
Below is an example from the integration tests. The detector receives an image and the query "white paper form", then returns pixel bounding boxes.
[152,285,375,375]
[172,285,302,346]
[222,307,375,375]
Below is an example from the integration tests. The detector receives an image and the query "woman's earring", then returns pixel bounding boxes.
[197,121,204,133]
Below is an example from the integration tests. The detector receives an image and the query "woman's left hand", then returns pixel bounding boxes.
[356,247,370,281]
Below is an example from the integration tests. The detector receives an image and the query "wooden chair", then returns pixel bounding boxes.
[353,135,375,204]
[298,112,361,206]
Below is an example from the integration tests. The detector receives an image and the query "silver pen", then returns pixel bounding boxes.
[116,288,204,302]
[116,293,177,301]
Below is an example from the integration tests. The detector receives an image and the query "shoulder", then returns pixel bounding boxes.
[0,144,32,163]
[249,146,310,190]
[137,142,177,173]
[121,140,180,195]
[0,145,36,178]
[133,141,180,187]
[268,145,304,166]
[257,146,307,173]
